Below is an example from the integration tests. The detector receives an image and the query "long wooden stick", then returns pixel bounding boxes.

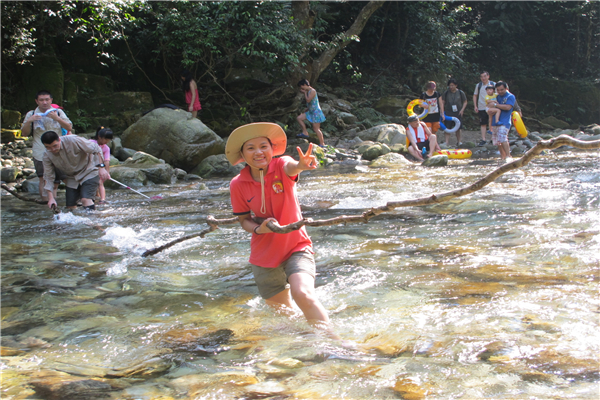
[1,183,47,204]
[138,135,599,257]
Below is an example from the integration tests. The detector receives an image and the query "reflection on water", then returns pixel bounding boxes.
[2,150,599,399]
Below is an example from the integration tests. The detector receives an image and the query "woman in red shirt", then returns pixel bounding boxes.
[226,123,335,335]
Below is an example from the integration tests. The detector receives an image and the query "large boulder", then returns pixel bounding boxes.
[541,116,570,130]
[19,53,64,111]
[373,96,410,116]
[189,154,244,178]
[1,110,22,129]
[121,108,225,172]
[375,124,407,147]
[347,124,407,145]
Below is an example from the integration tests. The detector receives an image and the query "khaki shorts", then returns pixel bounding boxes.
[251,249,315,299]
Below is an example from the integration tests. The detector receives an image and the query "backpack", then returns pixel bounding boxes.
[443,89,466,108]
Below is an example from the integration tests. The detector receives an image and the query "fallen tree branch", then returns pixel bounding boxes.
[142,135,600,256]
[2,184,47,204]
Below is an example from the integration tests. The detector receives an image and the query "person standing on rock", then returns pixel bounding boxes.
[439,78,467,147]
[226,122,337,338]
[181,69,202,119]
[296,78,326,148]
[419,81,442,136]
[41,131,110,211]
[490,81,515,161]
[473,71,496,146]
[20,90,72,202]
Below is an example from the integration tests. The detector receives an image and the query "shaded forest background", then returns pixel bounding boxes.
[2,0,599,136]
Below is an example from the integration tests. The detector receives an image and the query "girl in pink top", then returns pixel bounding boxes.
[181,69,202,118]
[226,123,337,337]
[90,127,113,204]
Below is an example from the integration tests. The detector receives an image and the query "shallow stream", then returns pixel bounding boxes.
[1,149,599,399]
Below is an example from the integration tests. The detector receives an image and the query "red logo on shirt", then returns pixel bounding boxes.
[272,181,284,194]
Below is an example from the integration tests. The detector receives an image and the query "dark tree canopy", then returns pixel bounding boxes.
[1,1,598,124]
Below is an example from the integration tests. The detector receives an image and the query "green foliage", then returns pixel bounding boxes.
[133,1,305,81]
[468,1,600,80]
[1,1,141,65]
[70,109,94,132]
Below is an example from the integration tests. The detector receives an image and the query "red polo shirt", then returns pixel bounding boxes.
[230,156,313,269]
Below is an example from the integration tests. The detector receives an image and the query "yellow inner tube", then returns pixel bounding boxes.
[406,99,428,120]
[512,111,527,138]
[433,149,472,159]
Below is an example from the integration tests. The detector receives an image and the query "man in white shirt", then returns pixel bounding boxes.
[21,90,72,201]
[472,72,495,146]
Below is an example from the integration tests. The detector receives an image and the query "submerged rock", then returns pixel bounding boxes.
[29,370,124,400]
[361,143,391,161]
[190,154,244,178]
[104,167,147,188]
[392,377,428,400]
[422,155,448,167]
[370,152,411,167]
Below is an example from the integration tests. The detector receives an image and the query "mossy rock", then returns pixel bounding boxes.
[67,72,114,98]
[78,92,154,115]
[541,116,570,129]
[19,53,64,111]
[1,110,22,129]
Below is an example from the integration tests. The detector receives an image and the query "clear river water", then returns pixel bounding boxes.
[1,148,599,399]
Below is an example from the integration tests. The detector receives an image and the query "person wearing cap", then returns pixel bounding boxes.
[225,122,335,333]
[406,114,442,162]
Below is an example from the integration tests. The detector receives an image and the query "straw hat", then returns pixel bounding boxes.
[225,122,287,165]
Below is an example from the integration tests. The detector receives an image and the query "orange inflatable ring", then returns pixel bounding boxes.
[433,149,472,159]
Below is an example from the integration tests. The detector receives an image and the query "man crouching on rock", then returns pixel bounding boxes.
[41,131,110,211]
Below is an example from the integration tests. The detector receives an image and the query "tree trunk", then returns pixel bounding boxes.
[292,1,315,31]
[308,1,385,83]
[289,1,385,85]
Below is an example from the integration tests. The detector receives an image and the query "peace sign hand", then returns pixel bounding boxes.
[296,143,318,170]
